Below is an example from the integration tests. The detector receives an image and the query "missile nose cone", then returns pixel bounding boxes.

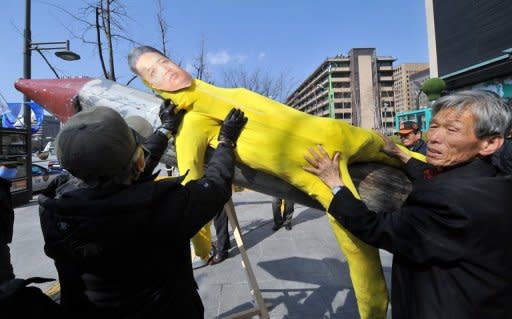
[15,77,92,122]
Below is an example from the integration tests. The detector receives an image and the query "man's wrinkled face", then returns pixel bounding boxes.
[426,107,485,167]
[399,131,421,147]
[135,52,192,92]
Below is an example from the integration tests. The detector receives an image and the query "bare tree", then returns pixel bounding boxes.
[51,0,136,81]
[155,0,169,56]
[222,66,296,102]
[192,34,211,82]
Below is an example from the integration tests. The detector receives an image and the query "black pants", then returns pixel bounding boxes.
[0,243,14,284]
[272,197,294,226]
[213,208,230,254]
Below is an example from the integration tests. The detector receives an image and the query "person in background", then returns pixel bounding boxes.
[39,102,247,318]
[208,208,231,265]
[398,120,427,155]
[271,197,294,231]
[304,90,512,319]
[0,163,16,284]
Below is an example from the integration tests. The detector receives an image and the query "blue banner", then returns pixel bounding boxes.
[1,102,44,133]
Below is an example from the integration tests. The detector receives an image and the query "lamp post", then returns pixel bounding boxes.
[327,64,335,118]
[23,0,80,198]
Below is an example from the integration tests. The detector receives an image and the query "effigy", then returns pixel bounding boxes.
[16,76,422,319]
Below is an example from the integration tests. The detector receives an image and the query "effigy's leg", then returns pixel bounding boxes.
[191,222,212,260]
[325,161,388,319]
[327,215,388,319]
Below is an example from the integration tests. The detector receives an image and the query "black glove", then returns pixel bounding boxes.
[158,99,186,135]
[218,108,248,148]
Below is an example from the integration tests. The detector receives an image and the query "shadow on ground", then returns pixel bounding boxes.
[218,256,368,319]
[227,207,324,255]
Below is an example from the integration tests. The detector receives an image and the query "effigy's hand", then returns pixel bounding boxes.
[218,108,248,148]
[159,99,186,135]
[378,132,411,164]
[379,132,401,156]
[304,145,344,188]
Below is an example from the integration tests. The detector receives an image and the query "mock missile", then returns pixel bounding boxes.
[15,77,411,212]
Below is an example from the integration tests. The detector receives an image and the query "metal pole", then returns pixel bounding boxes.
[23,0,32,197]
[328,64,335,118]
[35,49,60,78]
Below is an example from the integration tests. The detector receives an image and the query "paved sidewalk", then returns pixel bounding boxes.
[195,191,393,319]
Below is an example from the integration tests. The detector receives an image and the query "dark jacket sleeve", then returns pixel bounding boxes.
[139,131,169,180]
[328,186,468,264]
[404,157,432,181]
[155,143,235,239]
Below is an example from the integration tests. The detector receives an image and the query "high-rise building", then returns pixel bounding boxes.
[286,48,395,133]
[393,63,429,113]
[426,0,512,98]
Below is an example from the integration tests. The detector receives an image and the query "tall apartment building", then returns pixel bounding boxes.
[393,63,429,113]
[286,48,395,133]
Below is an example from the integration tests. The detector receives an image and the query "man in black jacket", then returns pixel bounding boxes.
[39,104,247,318]
[304,90,512,319]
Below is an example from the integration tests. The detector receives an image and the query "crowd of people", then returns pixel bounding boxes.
[1,45,511,319]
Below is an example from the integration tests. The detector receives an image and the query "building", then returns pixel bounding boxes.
[409,68,430,109]
[286,48,395,133]
[393,63,429,113]
[32,114,60,152]
[425,0,512,99]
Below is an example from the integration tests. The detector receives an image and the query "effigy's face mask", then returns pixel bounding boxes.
[136,52,192,92]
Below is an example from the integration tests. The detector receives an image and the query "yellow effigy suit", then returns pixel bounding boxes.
[148,79,424,319]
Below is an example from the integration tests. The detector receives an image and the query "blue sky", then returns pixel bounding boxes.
[0,0,428,102]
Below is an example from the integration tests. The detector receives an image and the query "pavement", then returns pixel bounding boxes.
[12,189,393,319]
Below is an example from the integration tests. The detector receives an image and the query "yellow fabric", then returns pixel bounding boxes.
[190,220,212,260]
[150,79,425,319]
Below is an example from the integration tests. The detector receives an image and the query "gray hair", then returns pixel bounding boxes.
[128,46,166,76]
[431,90,512,138]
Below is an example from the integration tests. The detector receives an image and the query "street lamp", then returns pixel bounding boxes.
[31,41,80,79]
[23,0,80,199]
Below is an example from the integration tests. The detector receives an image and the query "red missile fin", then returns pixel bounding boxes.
[14,78,92,122]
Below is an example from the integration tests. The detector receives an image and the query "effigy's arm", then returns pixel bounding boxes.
[174,112,216,184]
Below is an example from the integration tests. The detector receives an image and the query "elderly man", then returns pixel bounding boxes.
[398,120,427,155]
[305,90,512,319]
[38,104,247,318]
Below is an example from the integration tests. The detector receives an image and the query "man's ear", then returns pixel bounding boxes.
[478,135,504,157]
